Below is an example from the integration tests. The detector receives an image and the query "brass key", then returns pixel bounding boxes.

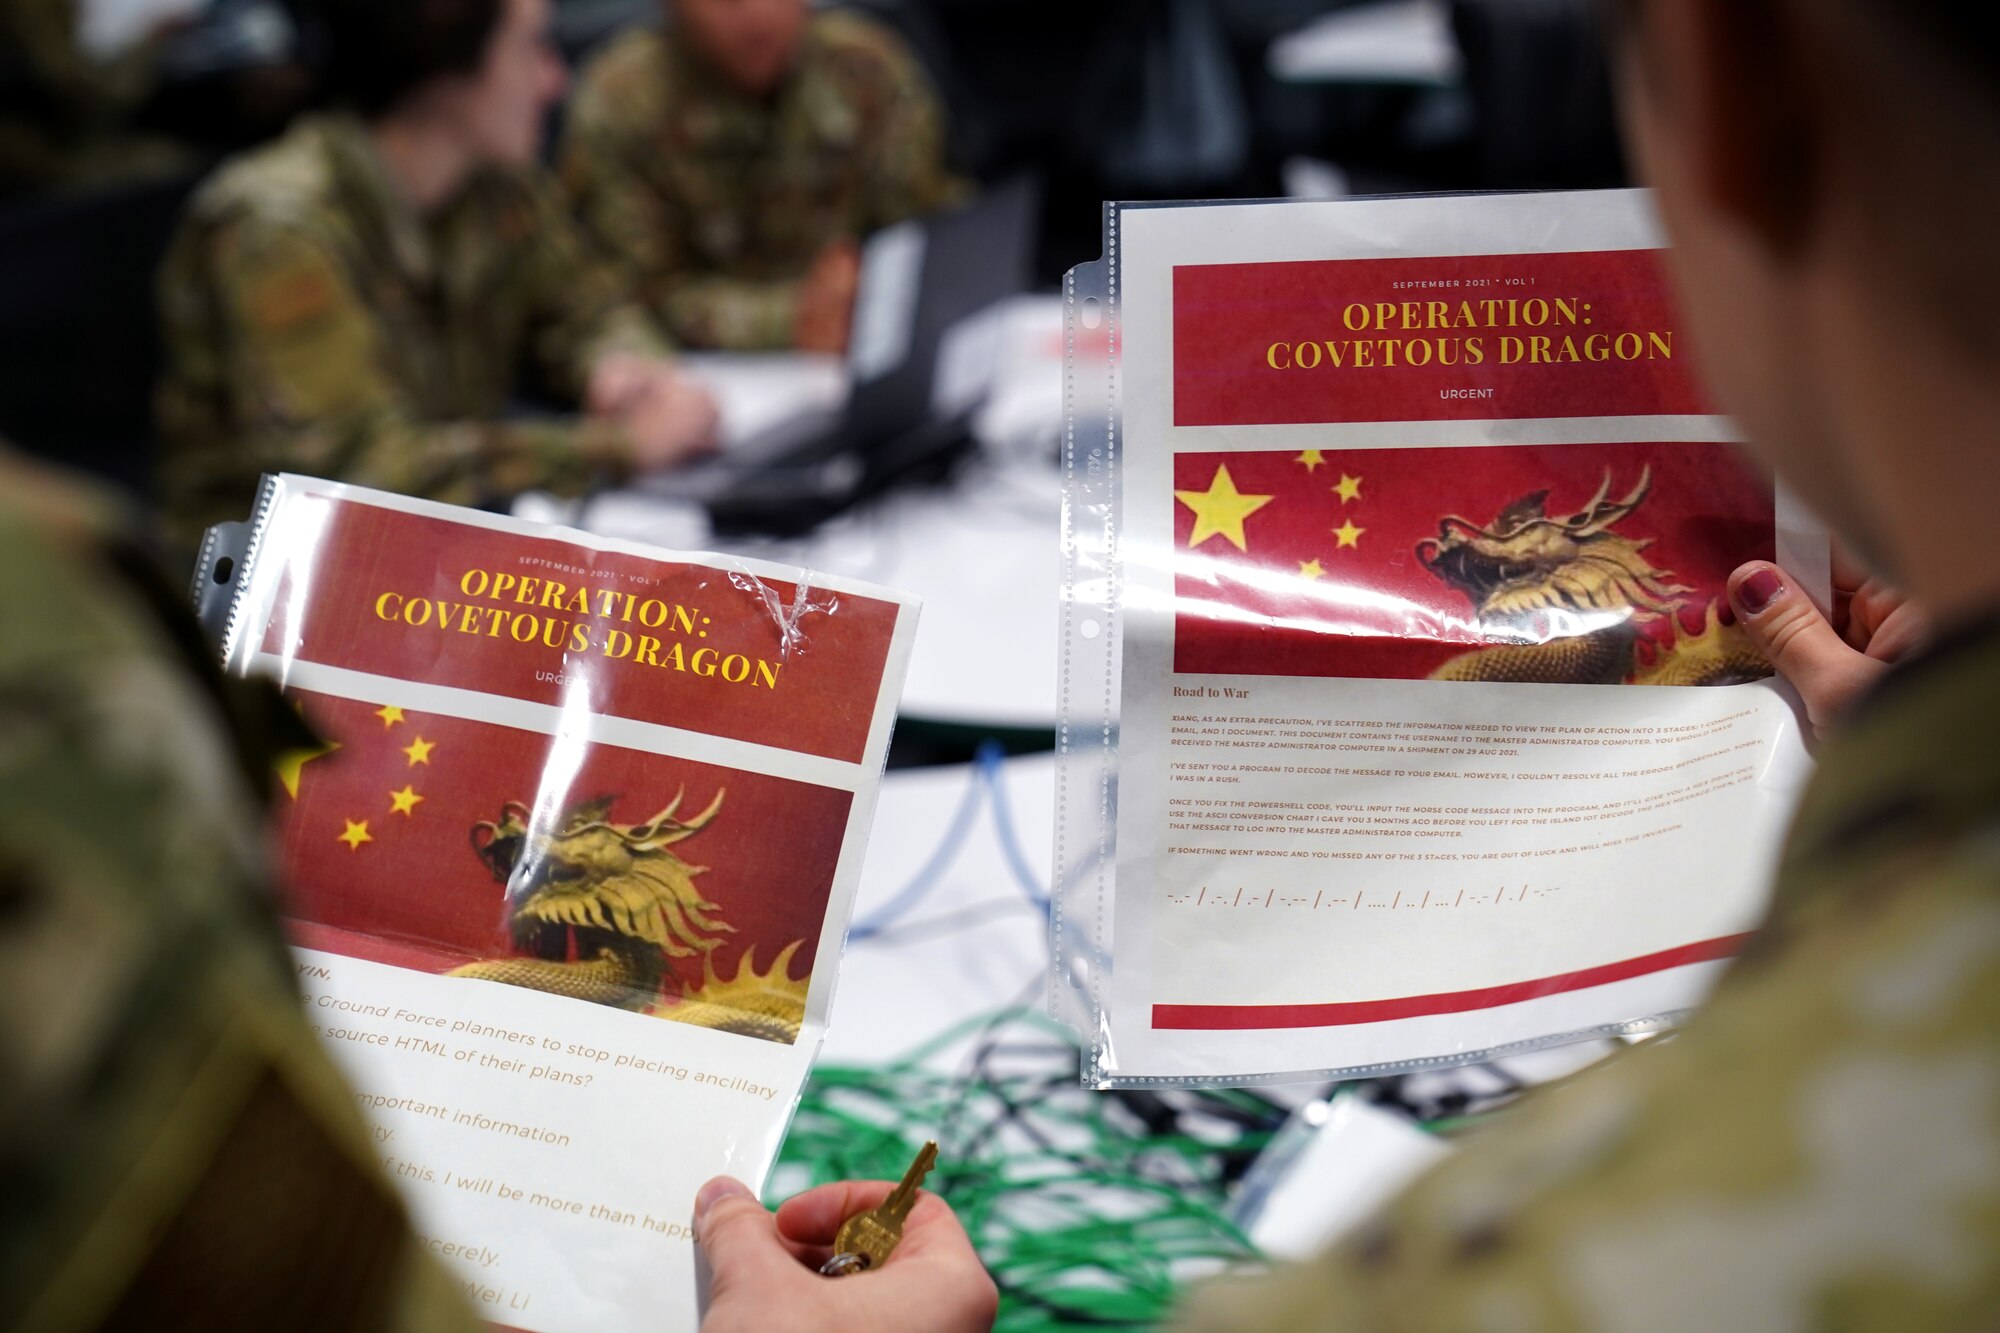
[822,1140,939,1275]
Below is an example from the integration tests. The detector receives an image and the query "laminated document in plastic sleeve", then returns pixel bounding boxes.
[1055,189,1827,1088]
[196,475,918,1329]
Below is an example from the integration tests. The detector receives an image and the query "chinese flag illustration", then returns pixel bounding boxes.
[1171,442,1775,682]
[273,690,851,1043]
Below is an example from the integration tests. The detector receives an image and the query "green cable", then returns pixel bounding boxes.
[776,1007,1270,1330]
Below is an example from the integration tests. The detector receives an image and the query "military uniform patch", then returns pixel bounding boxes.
[245,264,339,336]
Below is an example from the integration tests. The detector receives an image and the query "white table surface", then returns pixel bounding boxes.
[819,753,1056,1066]
[1269,0,1462,86]
[678,351,846,452]
[562,296,1067,731]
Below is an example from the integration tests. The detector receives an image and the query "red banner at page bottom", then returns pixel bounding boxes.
[1151,933,1751,1030]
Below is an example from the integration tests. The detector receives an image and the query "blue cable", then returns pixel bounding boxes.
[846,755,989,942]
[975,741,1052,912]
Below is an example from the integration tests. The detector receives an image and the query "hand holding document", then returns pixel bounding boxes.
[1056,190,1828,1088]
[200,476,918,1329]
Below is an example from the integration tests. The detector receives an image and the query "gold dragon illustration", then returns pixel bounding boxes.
[447,790,810,1043]
[1415,468,1771,686]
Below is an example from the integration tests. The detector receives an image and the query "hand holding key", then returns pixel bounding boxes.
[693,1163,996,1333]
[823,1141,939,1274]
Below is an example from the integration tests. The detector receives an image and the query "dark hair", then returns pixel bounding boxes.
[1879,4,2000,95]
[308,0,506,119]
[1610,0,1999,100]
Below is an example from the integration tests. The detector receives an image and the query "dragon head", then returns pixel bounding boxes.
[1415,468,1692,630]
[469,788,736,969]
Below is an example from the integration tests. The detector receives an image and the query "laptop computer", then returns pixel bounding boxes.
[650,176,1040,534]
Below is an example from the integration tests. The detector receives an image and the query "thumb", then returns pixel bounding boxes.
[1728,561,1888,737]
[695,1177,796,1298]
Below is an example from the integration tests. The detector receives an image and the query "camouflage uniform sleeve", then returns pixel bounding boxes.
[560,72,803,351]
[1174,842,2000,1331]
[181,215,632,506]
[653,274,805,352]
[853,23,969,230]
[511,173,673,400]
[0,470,483,1330]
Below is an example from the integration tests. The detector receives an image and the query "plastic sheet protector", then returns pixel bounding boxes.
[196,475,917,1330]
[1056,189,1826,1087]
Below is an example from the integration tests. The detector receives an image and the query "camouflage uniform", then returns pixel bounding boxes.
[156,111,667,553]
[561,11,965,350]
[0,0,190,194]
[0,450,482,1331]
[1179,622,2000,1330]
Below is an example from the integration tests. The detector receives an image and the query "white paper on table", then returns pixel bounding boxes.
[678,353,847,454]
[1240,1097,1451,1260]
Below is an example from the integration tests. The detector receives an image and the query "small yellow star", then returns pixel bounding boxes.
[1333,520,1366,549]
[1295,449,1326,473]
[1174,464,1276,553]
[337,819,373,851]
[1298,558,1326,581]
[375,704,407,729]
[275,739,340,800]
[1333,474,1364,504]
[388,785,424,817]
[401,736,436,767]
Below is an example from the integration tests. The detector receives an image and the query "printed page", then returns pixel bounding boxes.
[1106,191,1820,1083]
[219,476,916,1330]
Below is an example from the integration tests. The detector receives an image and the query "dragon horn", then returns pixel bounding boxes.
[1620,466,1653,511]
[687,787,726,828]
[629,788,727,847]
[650,788,726,846]
[1570,467,1652,537]
[624,788,687,841]
[1579,469,1615,516]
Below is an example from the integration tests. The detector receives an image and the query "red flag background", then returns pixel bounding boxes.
[1173,248,1709,425]
[1171,442,1774,681]
[261,497,902,764]
[276,689,851,996]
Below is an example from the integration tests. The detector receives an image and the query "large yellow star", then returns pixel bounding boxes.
[1295,449,1326,473]
[1333,519,1366,549]
[337,819,373,851]
[375,704,407,729]
[275,739,340,800]
[389,785,424,817]
[1298,558,1325,581]
[1333,474,1364,504]
[1175,464,1275,552]
[401,736,436,767]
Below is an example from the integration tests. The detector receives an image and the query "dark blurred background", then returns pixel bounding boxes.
[0,0,1624,502]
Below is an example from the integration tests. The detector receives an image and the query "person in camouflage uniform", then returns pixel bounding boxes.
[0,447,486,1330]
[560,0,965,353]
[687,1,2000,1329]
[0,0,191,195]
[155,0,716,557]
[14,1,2000,1329]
